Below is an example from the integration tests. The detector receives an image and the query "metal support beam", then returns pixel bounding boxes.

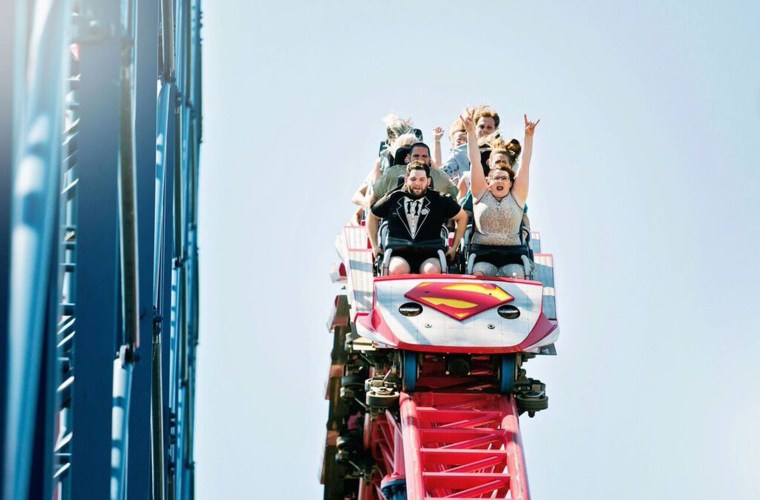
[126,0,159,496]
[0,0,16,481]
[28,256,62,500]
[152,81,178,500]
[2,0,69,498]
[1,1,202,498]
[70,0,121,497]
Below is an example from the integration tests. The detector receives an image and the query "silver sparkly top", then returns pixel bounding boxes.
[472,191,523,246]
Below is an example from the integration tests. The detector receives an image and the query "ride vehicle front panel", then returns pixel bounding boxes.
[355,275,556,353]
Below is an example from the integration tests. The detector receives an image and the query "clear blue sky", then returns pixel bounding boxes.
[196,2,760,498]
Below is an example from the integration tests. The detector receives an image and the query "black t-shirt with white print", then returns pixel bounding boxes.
[371,188,461,243]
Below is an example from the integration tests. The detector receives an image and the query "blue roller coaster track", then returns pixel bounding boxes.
[0,0,203,498]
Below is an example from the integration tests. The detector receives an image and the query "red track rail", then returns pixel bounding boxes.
[364,391,530,499]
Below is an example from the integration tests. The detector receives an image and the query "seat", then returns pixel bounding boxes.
[462,214,535,279]
[374,220,449,276]
[465,244,534,279]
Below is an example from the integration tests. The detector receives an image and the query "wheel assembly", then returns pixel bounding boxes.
[498,354,517,393]
[401,351,418,392]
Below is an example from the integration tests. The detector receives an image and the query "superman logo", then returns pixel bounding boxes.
[404,282,513,320]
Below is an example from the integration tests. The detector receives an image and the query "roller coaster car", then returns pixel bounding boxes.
[332,223,558,406]
[323,224,559,499]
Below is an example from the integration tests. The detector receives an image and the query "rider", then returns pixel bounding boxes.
[367,161,468,275]
[462,109,540,278]
[440,106,501,183]
[350,115,417,224]
[368,142,458,205]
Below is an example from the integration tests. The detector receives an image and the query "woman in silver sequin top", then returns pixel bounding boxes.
[461,110,540,277]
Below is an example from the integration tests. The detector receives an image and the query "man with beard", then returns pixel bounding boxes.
[367,161,468,275]
[368,142,458,204]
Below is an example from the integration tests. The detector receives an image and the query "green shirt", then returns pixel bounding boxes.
[371,165,458,200]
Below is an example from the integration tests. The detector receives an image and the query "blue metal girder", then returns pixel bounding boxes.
[167,61,182,469]
[181,25,201,500]
[156,81,178,500]
[1,0,203,498]
[126,0,159,496]
[2,0,70,498]
[70,0,121,497]
[28,255,61,500]
[0,0,15,473]
[178,4,202,495]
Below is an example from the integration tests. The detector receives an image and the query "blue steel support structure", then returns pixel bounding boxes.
[3,2,70,499]
[72,1,121,498]
[0,0,15,469]
[128,0,159,496]
[0,0,203,499]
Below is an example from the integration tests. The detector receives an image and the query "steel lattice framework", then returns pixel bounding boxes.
[0,0,203,498]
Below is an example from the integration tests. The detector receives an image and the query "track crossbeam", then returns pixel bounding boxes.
[399,391,530,500]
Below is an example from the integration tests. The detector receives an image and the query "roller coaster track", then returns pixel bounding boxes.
[0,0,202,498]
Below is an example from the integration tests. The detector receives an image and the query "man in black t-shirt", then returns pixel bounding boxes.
[367,161,468,275]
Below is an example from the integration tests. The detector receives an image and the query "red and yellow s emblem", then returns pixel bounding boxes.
[404,282,513,320]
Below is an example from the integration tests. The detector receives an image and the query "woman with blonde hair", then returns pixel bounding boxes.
[350,114,417,223]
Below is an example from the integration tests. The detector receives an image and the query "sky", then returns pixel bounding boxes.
[195,2,760,498]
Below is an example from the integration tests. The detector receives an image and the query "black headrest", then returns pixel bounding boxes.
[393,146,411,166]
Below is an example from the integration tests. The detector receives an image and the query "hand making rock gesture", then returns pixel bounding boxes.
[524,114,540,137]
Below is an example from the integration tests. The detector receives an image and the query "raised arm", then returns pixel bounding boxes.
[511,114,540,206]
[461,109,487,199]
[431,126,444,168]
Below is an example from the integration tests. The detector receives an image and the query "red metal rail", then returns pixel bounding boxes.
[364,391,530,499]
